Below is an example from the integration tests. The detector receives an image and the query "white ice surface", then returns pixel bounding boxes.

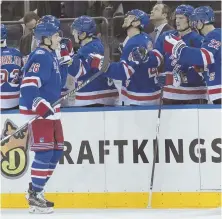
[0,208,221,219]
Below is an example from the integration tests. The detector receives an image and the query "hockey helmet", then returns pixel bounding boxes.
[190,6,215,28]
[39,15,61,28]
[34,22,60,41]
[175,5,194,19]
[71,16,96,37]
[125,9,150,29]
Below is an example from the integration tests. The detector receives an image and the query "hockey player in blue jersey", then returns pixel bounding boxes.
[131,5,208,104]
[20,22,66,213]
[68,15,118,106]
[164,6,221,104]
[38,15,74,102]
[90,9,161,105]
[0,24,23,110]
[23,15,74,104]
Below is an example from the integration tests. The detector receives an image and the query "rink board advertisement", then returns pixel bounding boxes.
[0,106,221,208]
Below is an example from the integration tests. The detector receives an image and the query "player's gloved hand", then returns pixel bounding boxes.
[164,34,186,58]
[32,97,54,118]
[131,46,149,64]
[11,70,23,84]
[155,72,173,88]
[88,53,107,71]
[59,38,74,66]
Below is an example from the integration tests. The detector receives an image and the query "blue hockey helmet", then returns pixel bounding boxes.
[126,9,150,29]
[1,24,7,41]
[40,15,61,28]
[175,5,194,19]
[34,22,60,41]
[71,16,96,37]
[190,6,215,27]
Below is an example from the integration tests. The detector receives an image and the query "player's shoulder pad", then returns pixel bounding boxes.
[164,30,177,37]
[77,45,94,58]
[92,37,103,45]
[139,32,151,40]
[141,32,153,42]
[90,39,104,54]
[31,48,51,63]
[205,28,221,42]
[157,30,176,42]
[34,48,46,55]
[8,47,22,56]
[189,30,203,40]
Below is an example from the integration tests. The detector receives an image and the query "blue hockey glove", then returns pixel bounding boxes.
[131,46,149,64]
[155,72,174,88]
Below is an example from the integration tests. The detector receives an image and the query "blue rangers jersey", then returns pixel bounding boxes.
[0,46,22,109]
[68,37,118,106]
[19,47,63,118]
[153,30,207,100]
[22,49,68,90]
[178,28,221,101]
[105,33,161,105]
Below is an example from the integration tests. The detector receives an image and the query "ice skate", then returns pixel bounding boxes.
[26,183,54,214]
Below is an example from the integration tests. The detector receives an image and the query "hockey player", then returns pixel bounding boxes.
[69,15,118,106]
[23,15,74,105]
[164,6,221,104]
[90,9,161,105]
[0,24,23,110]
[131,5,208,104]
[38,15,74,102]
[19,21,65,213]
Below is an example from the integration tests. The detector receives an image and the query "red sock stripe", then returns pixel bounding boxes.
[48,170,53,176]
[31,169,48,177]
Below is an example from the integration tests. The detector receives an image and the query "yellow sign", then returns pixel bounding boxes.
[1,119,29,178]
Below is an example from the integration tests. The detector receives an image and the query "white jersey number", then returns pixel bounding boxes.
[148,68,158,78]
[0,69,20,84]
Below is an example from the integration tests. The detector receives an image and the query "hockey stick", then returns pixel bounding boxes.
[1,33,110,146]
[147,87,164,208]
[147,63,181,208]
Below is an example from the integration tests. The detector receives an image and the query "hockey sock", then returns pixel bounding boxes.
[46,150,63,183]
[31,150,53,192]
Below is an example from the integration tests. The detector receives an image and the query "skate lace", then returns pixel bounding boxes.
[36,190,47,202]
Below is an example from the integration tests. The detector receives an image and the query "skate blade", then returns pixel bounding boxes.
[29,206,54,214]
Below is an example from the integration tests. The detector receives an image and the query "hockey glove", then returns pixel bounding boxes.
[32,97,54,119]
[164,34,186,58]
[155,72,174,88]
[59,38,74,66]
[131,46,149,64]
[88,53,109,72]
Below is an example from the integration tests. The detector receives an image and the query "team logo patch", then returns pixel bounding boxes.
[36,50,45,54]
[208,39,221,50]
[1,119,29,179]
